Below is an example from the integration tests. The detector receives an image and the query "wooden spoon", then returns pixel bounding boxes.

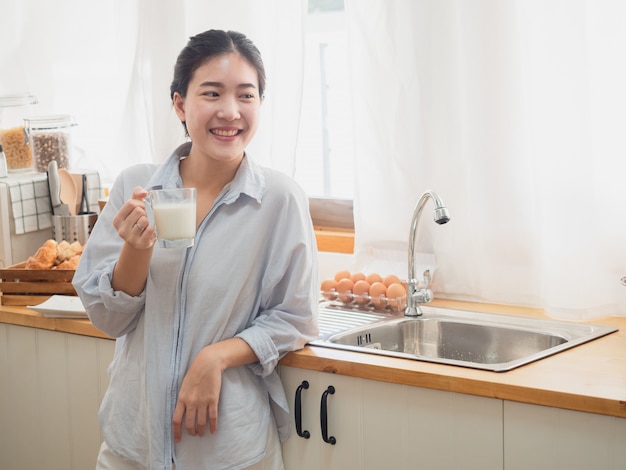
[58,168,78,216]
[70,173,84,216]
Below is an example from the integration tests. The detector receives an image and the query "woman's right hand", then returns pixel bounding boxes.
[112,186,156,250]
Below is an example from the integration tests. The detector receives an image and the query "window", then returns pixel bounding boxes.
[295,0,353,201]
[296,0,354,252]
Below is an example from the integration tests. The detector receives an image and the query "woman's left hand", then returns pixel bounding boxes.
[172,346,223,442]
[172,337,258,442]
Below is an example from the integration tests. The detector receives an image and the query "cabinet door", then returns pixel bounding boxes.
[504,401,626,470]
[359,378,502,470]
[404,385,503,469]
[317,371,364,470]
[280,366,364,470]
[280,366,322,470]
[0,324,115,470]
[280,365,503,470]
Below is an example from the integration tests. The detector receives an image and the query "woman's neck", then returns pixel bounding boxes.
[179,152,244,193]
[179,152,245,225]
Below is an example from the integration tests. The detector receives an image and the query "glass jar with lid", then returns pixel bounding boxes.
[25,114,77,172]
[0,93,39,171]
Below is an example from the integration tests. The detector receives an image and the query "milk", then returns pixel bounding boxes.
[153,202,195,240]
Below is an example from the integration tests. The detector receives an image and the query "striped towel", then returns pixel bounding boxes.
[1,170,102,235]
[5,173,51,234]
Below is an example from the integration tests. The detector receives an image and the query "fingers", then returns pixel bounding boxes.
[196,408,208,437]
[112,187,155,248]
[172,402,184,443]
[183,407,211,437]
[208,402,218,435]
[112,197,145,229]
[172,404,214,443]
[131,186,149,200]
[185,405,197,436]
[172,402,204,443]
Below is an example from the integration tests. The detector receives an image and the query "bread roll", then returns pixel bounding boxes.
[25,239,57,269]
[24,239,83,270]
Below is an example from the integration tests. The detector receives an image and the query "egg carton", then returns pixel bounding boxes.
[320,290,407,312]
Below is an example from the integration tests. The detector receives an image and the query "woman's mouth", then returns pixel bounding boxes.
[211,128,241,137]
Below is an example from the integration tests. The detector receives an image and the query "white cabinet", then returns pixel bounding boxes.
[504,401,626,470]
[280,366,362,469]
[5,322,625,470]
[279,366,503,470]
[0,323,114,470]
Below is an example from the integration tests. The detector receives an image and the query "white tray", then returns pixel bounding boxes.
[28,295,88,318]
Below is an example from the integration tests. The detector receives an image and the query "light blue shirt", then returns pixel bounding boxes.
[73,143,319,469]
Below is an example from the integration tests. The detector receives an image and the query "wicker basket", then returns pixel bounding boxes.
[0,262,76,306]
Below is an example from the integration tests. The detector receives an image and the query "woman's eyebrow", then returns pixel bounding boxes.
[199,81,257,90]
[199,81,224,88]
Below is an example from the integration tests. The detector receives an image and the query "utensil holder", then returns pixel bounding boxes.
[52,213,98,244]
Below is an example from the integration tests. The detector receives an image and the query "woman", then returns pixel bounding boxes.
[73,29,319,469]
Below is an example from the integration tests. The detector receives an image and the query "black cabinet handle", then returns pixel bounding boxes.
[295,380,310,439]
[320,385,336,445]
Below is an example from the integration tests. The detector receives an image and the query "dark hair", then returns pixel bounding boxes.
[170,29,266,104]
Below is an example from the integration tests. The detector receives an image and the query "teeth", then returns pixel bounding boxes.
[212,129,238,137]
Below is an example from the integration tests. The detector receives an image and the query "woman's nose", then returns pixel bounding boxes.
[217,97,240,121]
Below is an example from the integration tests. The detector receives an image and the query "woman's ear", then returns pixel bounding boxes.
[172,92,186,121]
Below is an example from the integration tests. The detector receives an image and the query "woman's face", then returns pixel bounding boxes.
[173,52,262,164]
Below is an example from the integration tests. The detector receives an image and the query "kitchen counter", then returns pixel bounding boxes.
[0,303,110,339]
[1,299,625,419]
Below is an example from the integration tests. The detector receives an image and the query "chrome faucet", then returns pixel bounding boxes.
[405,190,450,316]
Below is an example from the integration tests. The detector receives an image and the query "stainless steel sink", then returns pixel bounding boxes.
[310,303,618,372]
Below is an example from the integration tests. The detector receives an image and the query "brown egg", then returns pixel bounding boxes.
[366,272,383,284]
[383,274,402,287]
[352,280,371,305]
[334,270,351,282]
[369,281,388,309]
[350,271,366,282]
[387,283,407,311]
[320,278,338,300]
[336,278,354,304]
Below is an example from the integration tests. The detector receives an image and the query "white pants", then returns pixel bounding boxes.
[96,418,284,470]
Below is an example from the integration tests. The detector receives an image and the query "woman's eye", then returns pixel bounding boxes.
[204,91,219,97]
[241,93,255,100]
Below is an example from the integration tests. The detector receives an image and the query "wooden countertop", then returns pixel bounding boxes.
[2,299,625,418]
[0,303,112,340]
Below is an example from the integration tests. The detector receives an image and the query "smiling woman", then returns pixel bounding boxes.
[71,29,320,469]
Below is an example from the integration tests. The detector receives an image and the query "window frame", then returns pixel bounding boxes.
[304,1,355,254]
[309,197,354,253]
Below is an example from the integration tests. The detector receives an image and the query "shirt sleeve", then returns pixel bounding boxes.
[236,175,319,377]
[72,165,154,338]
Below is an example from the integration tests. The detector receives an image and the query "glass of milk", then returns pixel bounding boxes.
[149,187,196,248]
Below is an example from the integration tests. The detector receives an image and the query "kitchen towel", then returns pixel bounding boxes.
[1,170,102,235]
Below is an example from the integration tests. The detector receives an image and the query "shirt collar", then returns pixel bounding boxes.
[147,142,266,204]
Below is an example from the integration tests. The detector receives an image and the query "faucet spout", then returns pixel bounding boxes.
[405,190,450,316]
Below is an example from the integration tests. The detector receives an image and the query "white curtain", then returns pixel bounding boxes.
[3,0,625,319]
[0,0,305,183]
[346,0,626,319]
